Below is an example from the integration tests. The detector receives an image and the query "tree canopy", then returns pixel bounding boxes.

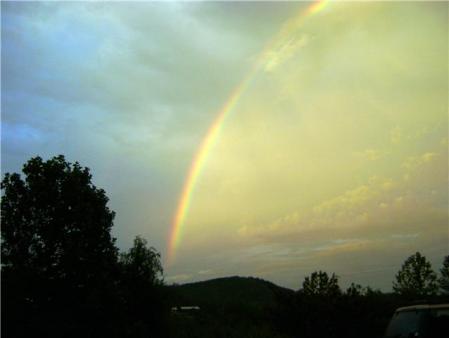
[439,255,449,294]
[120,235,163,286]
[118,236,168,337]
[393,251,438,297]
[1,155,166,338]
[1,155,118,283]
[302,270,341,297]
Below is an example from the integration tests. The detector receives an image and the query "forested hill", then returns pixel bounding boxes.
[169,276,295,308]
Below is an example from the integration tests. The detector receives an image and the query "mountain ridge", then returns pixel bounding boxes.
[169,275,295,308]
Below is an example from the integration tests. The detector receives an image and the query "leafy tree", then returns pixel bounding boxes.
[346,283,363,297]
[302,270,341,296]
[393,252,438,297]
[1,155,118,277]
[119,236,163,286]
[119,236,168,338]
[345,283,381,297]
[439,255,449,294]
[1,155,120,337]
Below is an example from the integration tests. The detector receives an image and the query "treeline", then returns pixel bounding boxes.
[2,155,448,338]
[273,254,449,338]
[167,256,448,338]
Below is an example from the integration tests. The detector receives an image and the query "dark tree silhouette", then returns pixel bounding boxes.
[1,155,120,337]
[1,155,118,278]
[302,270,341,296]
[120,236,163,286]
[345,283,363,297]
[439,255,449,294]
[393,251,438,297]
[119,236,168,338]
[345,283,381,297]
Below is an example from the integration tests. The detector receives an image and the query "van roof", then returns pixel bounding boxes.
[396,304,449,312]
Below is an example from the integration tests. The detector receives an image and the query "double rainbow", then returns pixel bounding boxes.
[167,0,330,265]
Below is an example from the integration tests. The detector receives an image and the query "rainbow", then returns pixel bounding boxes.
[167,0,330,265]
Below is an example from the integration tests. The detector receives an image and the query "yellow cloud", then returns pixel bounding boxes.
[402,152,438,170]
[356,149,385,161]
[312,176,394,215]
[390,127,402,144]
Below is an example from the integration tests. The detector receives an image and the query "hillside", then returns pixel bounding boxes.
[169,276,295,308]
[168,276,294,338]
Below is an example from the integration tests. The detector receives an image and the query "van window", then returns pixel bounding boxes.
[385,310,422,338]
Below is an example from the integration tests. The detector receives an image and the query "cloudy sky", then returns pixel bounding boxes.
[2,1,447,290]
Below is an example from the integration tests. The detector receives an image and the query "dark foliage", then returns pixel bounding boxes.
[439,255,449,294]
[302,270,341,297]
[119,236,169,337]
[393,252,438,297]
[1,155,167,338]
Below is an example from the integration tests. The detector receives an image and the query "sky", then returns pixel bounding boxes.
[1,1,448,291]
